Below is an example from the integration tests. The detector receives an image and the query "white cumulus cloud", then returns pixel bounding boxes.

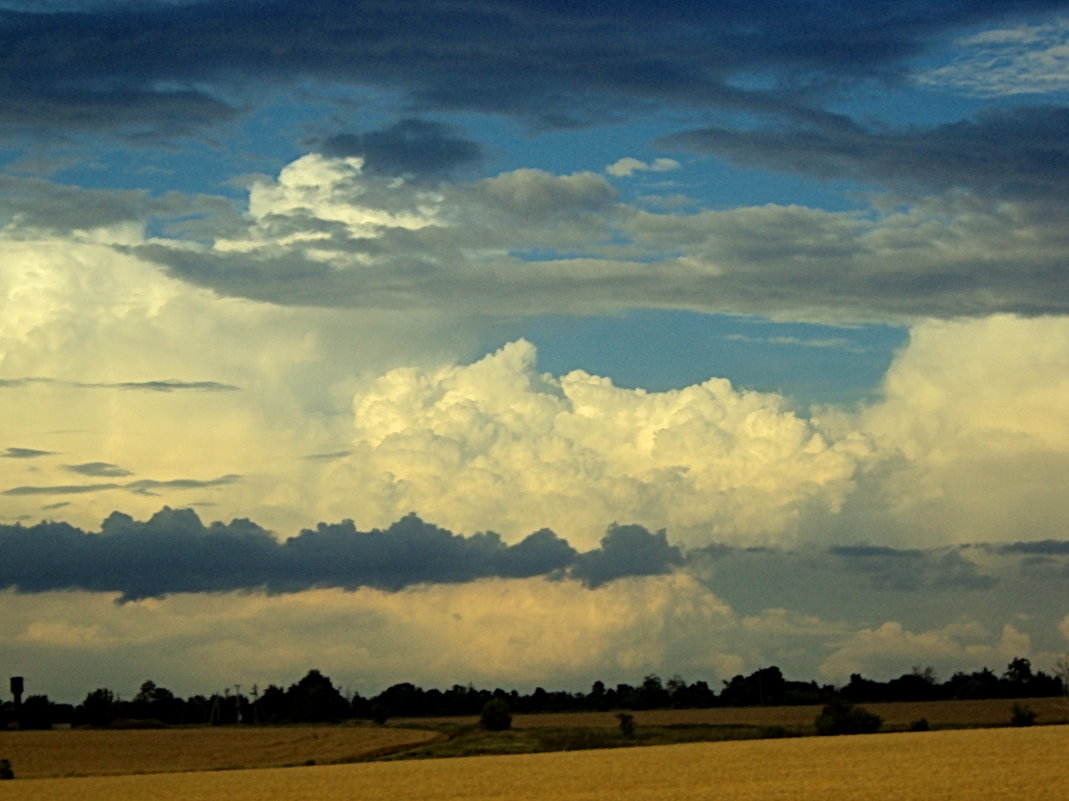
[323,339,866,548]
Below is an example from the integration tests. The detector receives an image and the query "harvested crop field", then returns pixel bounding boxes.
[2,725,1064,801]
[400,696,1069,730]
[0,725,439,778]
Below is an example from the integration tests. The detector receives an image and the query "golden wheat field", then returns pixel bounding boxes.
[0,725,439,778]
[1,725,1064,801]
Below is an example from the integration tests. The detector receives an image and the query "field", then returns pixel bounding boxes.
[1,725,1065,801]
[399,695,1069,731]
[0,725,440,778]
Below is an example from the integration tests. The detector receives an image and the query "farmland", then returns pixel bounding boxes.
[398,695,1069,731]
[1,724,1065,801]
[0,725,439,778]
[0,696,1065,779]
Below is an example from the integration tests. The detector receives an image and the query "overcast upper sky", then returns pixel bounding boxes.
[2,0,1069,703]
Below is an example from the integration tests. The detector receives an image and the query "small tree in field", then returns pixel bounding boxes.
[479,698,512,731]
[0,759,13,780]
[616,712,636,738]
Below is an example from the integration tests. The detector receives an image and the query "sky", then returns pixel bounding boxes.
[2,0,1069,704]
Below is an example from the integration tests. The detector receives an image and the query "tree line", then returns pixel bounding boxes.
[2,657,1064,729]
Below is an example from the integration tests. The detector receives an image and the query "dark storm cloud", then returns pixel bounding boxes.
[0,509,690,600]
[1,1,1063,140]
[996,539,1069,555]
[828,544,997,591]
[993,540,1069,580]
[571,524,683,588]
[661,105,1069,199]
[2,447,54,459]
[315,119,484,180]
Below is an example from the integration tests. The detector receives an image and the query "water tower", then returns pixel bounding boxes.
[9,677,23,728]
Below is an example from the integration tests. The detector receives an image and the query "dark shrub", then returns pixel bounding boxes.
[1010,702,1036,727]
[0,758,12,780]
[814,698,882,735]
[479,698,512,731]
[616,712,636,738]
[908,717,930,732]
[760,725,793,739]
[369,703,390,725]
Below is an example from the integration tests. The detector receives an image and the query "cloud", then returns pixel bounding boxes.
[2,447,53,459]
[4,483,123,497]
[660,105,1069,200]
[2,566,1053,701]
[1,505,1064,699]
[314,119,484,180]
[0,574,746,699]
[0,229,484,531]
[606,157,680,177]
[327,339,862,548]
[998,540,1069,555]
[2,474,239,498]
[724,333,865,353]
[847,315,1069,545]
[915,17,1069,97]
[571,524,683,587]
[117,153,1069,320]
[0,508,700,601]
[828,545,997,591]
[63,462,133,478]
[0,377,239,394]
[2,1,1045,141]
[818,621,1032,684]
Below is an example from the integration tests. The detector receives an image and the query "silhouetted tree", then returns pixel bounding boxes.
[287,670,350,722]
[587,680,609,710]
[623,675,671,710]
[79,688,117,727]
[721,666,787,706]
[131,680,184,723]
[18,695,54,730]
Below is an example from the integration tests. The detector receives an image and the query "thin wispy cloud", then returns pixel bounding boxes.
[915,17,1069,97]
[0,377,240,393]
[3,474,240,498]
[724,334,867,353]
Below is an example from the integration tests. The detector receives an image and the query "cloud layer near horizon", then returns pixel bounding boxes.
[0,507,686,600]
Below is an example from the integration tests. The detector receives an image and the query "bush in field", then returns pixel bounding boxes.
[0,758,12,780]
[479,698,512,731]
[814,698,882,735]
[617,712,636,738]
[370,703,390,725]
[909,718,930,732]
[1010,702,1036,727]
